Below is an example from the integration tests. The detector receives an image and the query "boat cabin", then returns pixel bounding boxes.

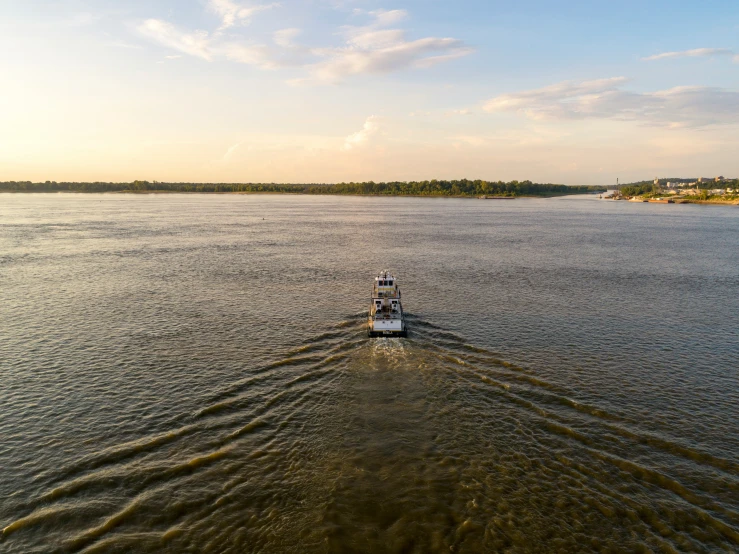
[373,271,400,299]
[371,271,402,318]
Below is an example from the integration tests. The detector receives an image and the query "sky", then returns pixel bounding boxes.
[1,0,738,185]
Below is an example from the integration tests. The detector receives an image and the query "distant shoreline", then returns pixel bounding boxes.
[5,190,737,204]
[0,190,600,199]
[0,179,605,198]
[114,190,593,198]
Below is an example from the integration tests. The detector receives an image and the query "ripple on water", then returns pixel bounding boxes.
[1,194,737,553]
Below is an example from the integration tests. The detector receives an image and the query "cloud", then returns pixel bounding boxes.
[138,6,471,83]
[216,42,275,68]
[447,109,472,116]
[305,38,472,83]
[207,0,279,31]
[110,41,144,50]
[449,135,490,148]
[274,28,301,48]
[483,78,739,128]
[222,142,242,161]
[138,19,212,60]
[364,9,408,27]
[293,11,471,84]
[64,12,103,27]
[138,19,277,68]
[304,9,471,83]
[343,116,381,150]
[484,77,629,113]
[642,48,735,61]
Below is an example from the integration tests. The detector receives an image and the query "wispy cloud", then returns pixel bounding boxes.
[137,19,277,68]
[273,28,301,48]
[642,47,736,61]
[303,39,471,84]
[207,0,279,31]
[294,10,472,84]
[64,12,103,27]
[484,77,630,115]
[138,20,212,60]
[483,78,739,128]
[330,10,468,81]
[110,41,144,50]
[447,109,472,116]
[218,42,276,68]
[343,116,381,150]
[356,8,409,28]
[222,142,242,161]
[137,6,471,84]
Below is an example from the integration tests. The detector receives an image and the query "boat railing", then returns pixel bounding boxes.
[372,312,402,321]
[371,288,400,298]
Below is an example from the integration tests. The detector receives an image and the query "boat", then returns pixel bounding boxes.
[368,270,407,337]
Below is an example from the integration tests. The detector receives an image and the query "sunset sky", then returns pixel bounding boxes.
[2,0,738,185]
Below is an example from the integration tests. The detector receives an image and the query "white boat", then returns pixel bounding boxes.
[368,270,407,337]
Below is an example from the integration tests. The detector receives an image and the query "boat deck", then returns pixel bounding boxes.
[369,270,407,336]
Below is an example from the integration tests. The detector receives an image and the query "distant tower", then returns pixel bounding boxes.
[654,177,659,186]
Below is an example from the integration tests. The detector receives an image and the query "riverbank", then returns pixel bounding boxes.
[114,190,589,199]
[677,197,739,205]
[0,180,606,198]
[607,195,738,206]
[0,190,602,199]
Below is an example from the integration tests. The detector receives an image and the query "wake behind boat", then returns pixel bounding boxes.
[368,270,407,337]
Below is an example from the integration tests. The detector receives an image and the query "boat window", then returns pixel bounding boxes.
[380,280,385,286]
[388,281,393,286]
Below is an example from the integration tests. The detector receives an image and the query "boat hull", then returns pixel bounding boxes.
[368,314,407,337]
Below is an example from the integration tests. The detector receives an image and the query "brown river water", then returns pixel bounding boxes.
[0,193,738,553]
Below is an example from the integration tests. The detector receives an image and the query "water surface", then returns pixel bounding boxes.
[1,194,738,552]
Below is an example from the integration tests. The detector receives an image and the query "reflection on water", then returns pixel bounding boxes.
[1,194,738,552]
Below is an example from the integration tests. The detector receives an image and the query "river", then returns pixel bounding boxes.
[1,193,737,552]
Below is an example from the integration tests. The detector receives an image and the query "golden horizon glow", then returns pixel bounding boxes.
[2,1,738,186]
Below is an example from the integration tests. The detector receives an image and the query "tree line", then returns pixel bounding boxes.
[619,183,659,197]
[0,179,605,197]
